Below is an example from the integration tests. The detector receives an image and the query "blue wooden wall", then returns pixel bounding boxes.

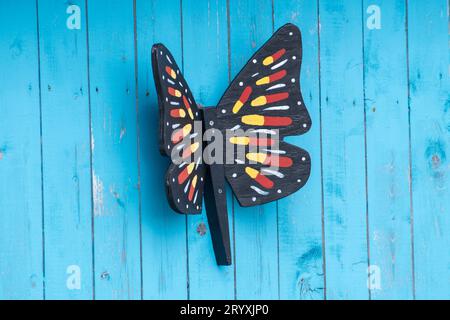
[0,0,448,300]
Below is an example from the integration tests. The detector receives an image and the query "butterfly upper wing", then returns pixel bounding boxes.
[152,44,205,214]
[216,23,312,206]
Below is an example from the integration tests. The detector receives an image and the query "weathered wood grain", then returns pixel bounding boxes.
[319,0,369,299]
[182,0,235,299]
[87,0,141,299]
[408,0,450,299]
[37,0,94,299]
[136,0,189,300]
[229,0,279,299]
[363,0,413,299]
[273,0,325,300]
[0,0,44,300]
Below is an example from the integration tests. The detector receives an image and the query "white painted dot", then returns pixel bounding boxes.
[162,75,165,80]
[209,120,214,126]
[239,82,243,86]
[177,70,180,74]
[252,59,257,63]
[195,112,198,116]
[177,198,180,203]
[297,179,301,183]
[232,173,237,178]
[168,145,170,149]
[200,177,203,182]
[291,78,296,83]
[221,109,226,114]
[252,197,256,202]
[297,101,302,105]
[277,189,282,194]
[292,56,296,60]
[303,123,307,128]
[172,178,175,182]
[185,89,188,93]
[289,32,293,36]
[160,51,163,55]
[197,206,199,210]
[166,122,169,126]
[186,204,189,209]
[166,97,169,102]
[302,157,306,161]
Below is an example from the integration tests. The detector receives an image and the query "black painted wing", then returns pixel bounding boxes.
[216,23,312,207]
[152,44,205,214]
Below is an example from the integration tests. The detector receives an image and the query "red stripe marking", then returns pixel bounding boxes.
[255,174,274,189]
[178,167,190,185]
[263,116,292,126]
[266,92,289,104]
[170,109,184,118]
[182,95,191,111]
[248,137,274,146]
[272,48,286,61]
[188,184,195,201]
[239,86,252,104]
[171,129,184,143]
[264,155,293,168]
[168,87,178,96]
[268,70,287,82]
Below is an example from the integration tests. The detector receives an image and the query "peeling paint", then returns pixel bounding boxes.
[119,127,126,141]
[93,172,104,216]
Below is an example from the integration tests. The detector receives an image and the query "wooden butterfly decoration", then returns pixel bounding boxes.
[152,23,311,265]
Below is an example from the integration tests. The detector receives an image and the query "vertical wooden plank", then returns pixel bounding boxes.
[37,0,94,299]
[363,0,413,299]
[319,0,369,299]
[136,0,188,299]
[182,0,235,299]
[229,0,279,299]
[273,0,325,300]
[87,0,141,299]
[0,0,44,300]
[408,0,450,299]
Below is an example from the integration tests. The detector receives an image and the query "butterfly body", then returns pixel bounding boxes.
[152,23,311,265]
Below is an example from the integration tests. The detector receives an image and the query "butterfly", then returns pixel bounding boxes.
[152,23,311,265]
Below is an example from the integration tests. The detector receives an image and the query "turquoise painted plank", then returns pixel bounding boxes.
[135,0,188,299]
[273,0,325,300]
[319,0,369,299]
[87,0,141,299]
[408,0,450,299]
[0,0,44,300]
[37,0,94,299]
[182,0,235,299]
[363,0,413,299]
[229,0,279,299]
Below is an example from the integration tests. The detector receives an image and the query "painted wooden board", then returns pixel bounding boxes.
[37,0,94,299]
[1,0,450,300]
[136,0,189,300]
[363,0,413,299]
[408,0,450,300]
[273,0,325,300]
[229,0,279,299]
[182,0,235,299]
[87,0,141,299]
[319,0,369,299]
[0,0,44,300]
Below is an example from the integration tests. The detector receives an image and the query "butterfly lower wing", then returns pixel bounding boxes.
[218,24,312,206]
[152,44,205,214]
[165,158,205,214]
[224,139,311,206]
